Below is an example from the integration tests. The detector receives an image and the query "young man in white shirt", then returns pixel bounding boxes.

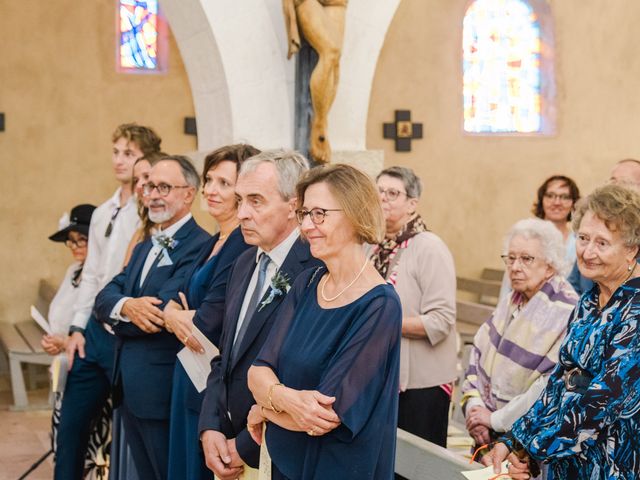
[55,123,162,480]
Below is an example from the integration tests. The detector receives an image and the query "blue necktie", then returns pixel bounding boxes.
[231,253,271,362]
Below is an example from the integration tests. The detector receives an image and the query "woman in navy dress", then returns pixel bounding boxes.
[164,144,259,480]
[247,164,402,479]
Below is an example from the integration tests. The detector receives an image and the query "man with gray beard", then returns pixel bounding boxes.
[94,156,210,480]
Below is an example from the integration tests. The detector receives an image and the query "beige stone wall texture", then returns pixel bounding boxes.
[367,0,640,279]
[0,0,203,323]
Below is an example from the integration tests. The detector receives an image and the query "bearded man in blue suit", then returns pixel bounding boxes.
[94,155,210,480]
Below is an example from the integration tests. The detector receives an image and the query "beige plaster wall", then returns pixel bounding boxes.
[367,0,640,279]
[0,0,207,323]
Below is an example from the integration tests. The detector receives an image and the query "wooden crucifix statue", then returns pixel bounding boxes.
[283,0,347,164]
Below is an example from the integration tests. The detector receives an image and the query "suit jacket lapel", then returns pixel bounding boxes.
[229,238,310,371]
[222,248,259,366]
[139,217,198,294]
[129,241,153,296]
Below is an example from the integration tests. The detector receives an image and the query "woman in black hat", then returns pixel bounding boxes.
[42,204,96,354]
[42,204,116,479]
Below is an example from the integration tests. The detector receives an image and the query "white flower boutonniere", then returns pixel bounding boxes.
[156,234,178,251]
[258,271,291,311]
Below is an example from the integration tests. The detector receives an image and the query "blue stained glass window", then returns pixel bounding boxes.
[463,0,542,133]
[119,0,159,70]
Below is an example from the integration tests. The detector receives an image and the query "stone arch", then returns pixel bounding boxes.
[162,0,401,153]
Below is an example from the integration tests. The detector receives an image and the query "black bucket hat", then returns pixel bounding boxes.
[48,204,97,242]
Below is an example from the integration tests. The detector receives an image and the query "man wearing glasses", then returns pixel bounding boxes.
[94,155,210,479]
[55,123,161,480]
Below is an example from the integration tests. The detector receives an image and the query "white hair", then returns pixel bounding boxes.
[239,149,309,200]
[503,218,567,274]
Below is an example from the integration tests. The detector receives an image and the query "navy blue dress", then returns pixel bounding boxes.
[254,267,402,480]
[168,228,250,480]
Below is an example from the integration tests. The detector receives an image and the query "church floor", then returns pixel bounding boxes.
[0,374,53,480]
[0,372,474,480]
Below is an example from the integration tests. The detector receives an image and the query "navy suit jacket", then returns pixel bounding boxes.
[175,227,251,412]
[198,236,322,467]
[94,216,210,420]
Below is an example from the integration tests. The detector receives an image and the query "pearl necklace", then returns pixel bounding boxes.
[321,258,369,302]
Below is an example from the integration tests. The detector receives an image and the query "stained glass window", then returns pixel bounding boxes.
[118,0,160,71]
[463,0,542,133]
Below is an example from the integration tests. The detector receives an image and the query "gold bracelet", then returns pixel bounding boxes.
[268,382,284,414]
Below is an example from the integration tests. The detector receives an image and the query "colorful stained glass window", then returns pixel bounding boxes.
[463,0,541,133]
[119,0,159,70]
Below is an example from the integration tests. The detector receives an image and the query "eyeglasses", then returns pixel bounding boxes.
[543,192,573,202]
[501,254,537,267]
[66,238,88,249]
[143,183,191,197]
[295,208,343,225]
[378,187,408,201]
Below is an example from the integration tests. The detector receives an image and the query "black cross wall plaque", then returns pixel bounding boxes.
[383,110,423,152]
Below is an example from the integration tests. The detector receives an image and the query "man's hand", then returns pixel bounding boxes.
[121,297,164,333]
[201,430,244,480]
[66,331,86,370]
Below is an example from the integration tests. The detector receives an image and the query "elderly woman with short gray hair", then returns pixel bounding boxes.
[462,218,578,457]
[369,166,457,448]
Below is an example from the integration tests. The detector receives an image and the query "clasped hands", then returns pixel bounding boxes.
[246,387,341,445]
[466,405,492,446]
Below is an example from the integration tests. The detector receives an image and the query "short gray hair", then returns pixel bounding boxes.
[239,149,310,200]
[377,166,423,199]
[159,155,200,190]
[503,218,566,274]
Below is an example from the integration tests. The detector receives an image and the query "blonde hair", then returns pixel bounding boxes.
[572,184,640,248]
[296,164,385,244]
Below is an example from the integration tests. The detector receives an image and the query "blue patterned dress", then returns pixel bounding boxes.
[503,277,640,479]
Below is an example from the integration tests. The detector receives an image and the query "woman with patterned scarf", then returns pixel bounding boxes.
[369,166,457,449]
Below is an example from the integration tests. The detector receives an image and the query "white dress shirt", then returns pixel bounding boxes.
[110,213,193,322]
[233,228,299,344]
[48,261,83,335]
[70,188,140,329]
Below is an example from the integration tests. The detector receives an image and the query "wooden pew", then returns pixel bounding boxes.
[456,276,501,306]
[396,428,480,479]
[0,279,56,410]
[481,267,504,282]
[456,299,494,345]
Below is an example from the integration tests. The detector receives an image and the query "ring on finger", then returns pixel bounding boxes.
[307,429,315,436]
[182,334,190,343]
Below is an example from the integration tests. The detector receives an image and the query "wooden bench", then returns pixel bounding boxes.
[396,428,480,479]
[481,267,504,282]
[457,276,501,306]
[456,299,494,345]
[0,279,56,410]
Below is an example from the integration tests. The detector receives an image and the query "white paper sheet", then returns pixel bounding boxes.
[177,324,219,393]
[462,461,510,480]
[30,305,52,335]
[51,354,68,393]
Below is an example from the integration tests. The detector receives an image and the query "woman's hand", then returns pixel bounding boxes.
[466,405,492,446]
[275,387,341,435]
[41,334,66,355]
[247,404,266,445]
[482,442,530,477]
[466,405,492,430]
[164,294,203,353]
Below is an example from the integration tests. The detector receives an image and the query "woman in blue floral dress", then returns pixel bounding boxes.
[485,184,640,479]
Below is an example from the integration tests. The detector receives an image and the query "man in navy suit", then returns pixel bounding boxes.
[94,155,210,480]
[199,150,321,479]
